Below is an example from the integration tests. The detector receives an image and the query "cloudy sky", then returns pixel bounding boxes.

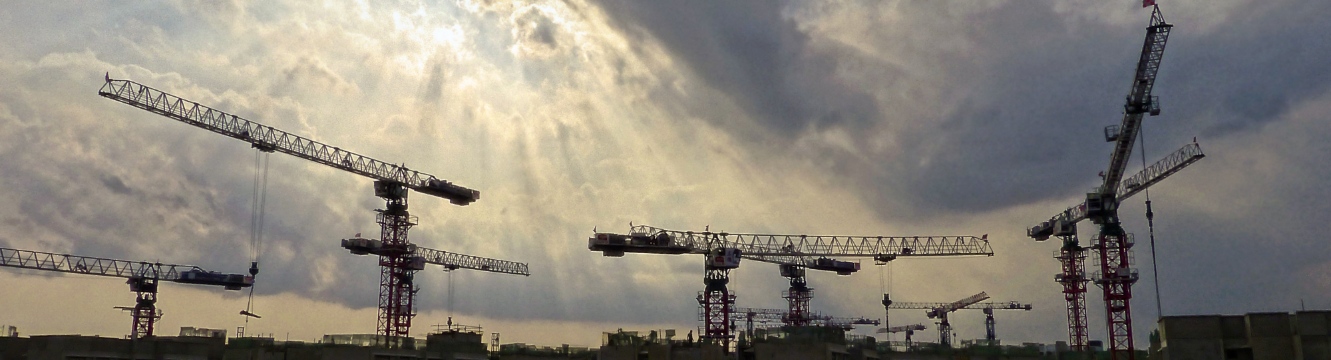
[1,0,1328,348]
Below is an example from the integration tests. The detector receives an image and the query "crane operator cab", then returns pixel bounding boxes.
[706,248,741,270]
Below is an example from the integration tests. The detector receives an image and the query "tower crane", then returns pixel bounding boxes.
[1024,6,1198,359]
[976,301,1032,346]
[99,77,529,346]
[924,292,989,348]
[737,307,879,337]
[589,225,992,350]
[877,324,926,350]
[0,246,253,339]
[886,297,1030,348]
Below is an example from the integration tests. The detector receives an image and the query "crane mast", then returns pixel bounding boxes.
[0,246,252,339]
[100,77,525,346]
[591,225,992,351]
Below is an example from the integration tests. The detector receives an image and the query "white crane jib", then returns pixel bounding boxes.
[927,292,991,318]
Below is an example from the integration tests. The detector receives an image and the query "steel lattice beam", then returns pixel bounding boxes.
[415,247,530,275]
[594,225,992,258]
[1055,237,1090,352]
[98,78,479,205]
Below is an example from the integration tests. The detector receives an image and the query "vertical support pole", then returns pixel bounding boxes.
[375,181,418,348]
[938,312,952,348]
[697,267,734,351]
[1056,234,1089,353]
[984,308,996,346]
[128,277,160,340]
[1096,223,1137,360]
[780,265,812,327]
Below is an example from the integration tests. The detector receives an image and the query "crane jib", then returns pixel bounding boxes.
[1027,141,1202,240]
[1102,19,1172,193]
[98,78,480,206]
[0,247,252,289]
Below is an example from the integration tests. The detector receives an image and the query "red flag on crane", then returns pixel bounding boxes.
[1143,0,1156,8]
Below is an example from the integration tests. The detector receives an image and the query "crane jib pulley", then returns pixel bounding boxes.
[98,76,479,206]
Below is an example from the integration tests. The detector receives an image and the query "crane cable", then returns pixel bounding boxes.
[447,268,455,322]
[1137,126,1163,320]
[244,150,272,330]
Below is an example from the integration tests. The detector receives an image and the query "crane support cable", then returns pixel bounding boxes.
[250,150,271,268]
[1139,125,1164,320]
[244,149,272,329]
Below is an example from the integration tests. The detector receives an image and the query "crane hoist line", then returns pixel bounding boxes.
[100,75,528,347]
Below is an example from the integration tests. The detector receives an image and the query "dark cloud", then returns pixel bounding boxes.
[590,0,881,136]
[1158,0,1331,140]
[587,0,1331,222]
[99,174,134,195]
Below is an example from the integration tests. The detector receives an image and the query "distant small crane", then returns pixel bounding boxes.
[0,246,252,339]
[878,324,926,350]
